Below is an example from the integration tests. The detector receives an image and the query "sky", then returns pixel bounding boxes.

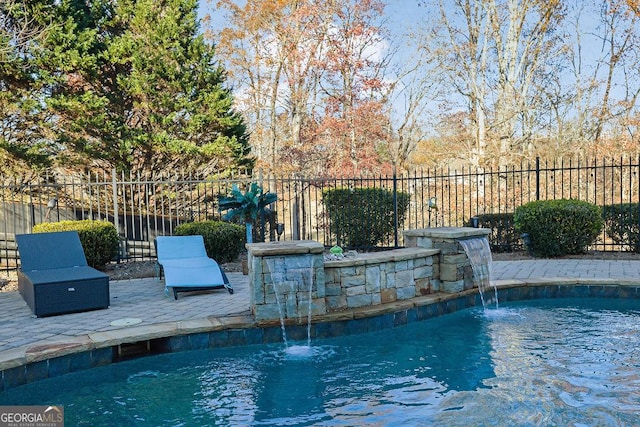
[195,0,628,135]
[196,0,432,119]
[198,0,426,46]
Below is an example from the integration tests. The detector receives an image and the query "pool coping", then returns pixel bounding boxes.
[2,277,640,391]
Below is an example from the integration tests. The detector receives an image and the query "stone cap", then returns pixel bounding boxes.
[324,247,439,267]
[246,240,324,256]
[404,227,490,239]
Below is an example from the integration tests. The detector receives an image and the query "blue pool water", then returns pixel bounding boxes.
[2,298,640,426]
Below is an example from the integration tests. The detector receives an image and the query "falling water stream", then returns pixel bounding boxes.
[264,255,315,354]
[459,237,498,309]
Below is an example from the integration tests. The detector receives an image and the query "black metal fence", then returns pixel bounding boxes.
[1,156,639,271]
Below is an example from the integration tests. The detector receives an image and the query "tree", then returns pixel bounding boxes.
[489,0,565,164]
[312,0,394,175]
[387,59,439,172]
[538,0,640,161]
[213,0,394,176]
[214,0,329,173]
[3,0,251,176]
[591,0,640,146]
[0,0,54,176]
[413,0,565,167]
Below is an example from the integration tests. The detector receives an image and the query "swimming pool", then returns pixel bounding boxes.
[1,297,639,426]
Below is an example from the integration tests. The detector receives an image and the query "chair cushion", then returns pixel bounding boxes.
[24,266,108,285]
[16,231,88,271]
[156,235,208,261]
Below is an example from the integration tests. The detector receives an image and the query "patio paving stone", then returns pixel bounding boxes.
[1,261,640,368]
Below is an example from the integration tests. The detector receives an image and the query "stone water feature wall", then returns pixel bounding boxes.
[247,241,326,322]
[247,227,491,322]
[404,227,491,293]
[323,248,439,311]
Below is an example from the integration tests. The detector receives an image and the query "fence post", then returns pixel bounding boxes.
[292,175,300,240]
[393,170,399,248]
[111,169,120,235]
[535,157,540,201]
[636,156,640,252]
[30,203,35,231]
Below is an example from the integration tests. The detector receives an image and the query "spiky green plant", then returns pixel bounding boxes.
[217,183,277,243]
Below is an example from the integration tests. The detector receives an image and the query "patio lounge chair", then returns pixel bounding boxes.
[155,235,233,299]
[16,231,110,317]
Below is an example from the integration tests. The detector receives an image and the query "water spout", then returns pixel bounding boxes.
[264,255,315,348]
[459,237,498,309]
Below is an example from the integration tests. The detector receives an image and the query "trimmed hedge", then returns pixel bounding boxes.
[514,199,603,257]
[33,220,119,268]
[322,187,410,249]
[174,220,245,263]
[465,213,519,252]
[602,203,640,253]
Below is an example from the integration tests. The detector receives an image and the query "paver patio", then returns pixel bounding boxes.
[1,259,640,366]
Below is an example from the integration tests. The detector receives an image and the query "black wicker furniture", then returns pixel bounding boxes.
[16,231,110,317]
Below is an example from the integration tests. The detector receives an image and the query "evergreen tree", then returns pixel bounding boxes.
[0,0,54,174]
[2,0,252,176]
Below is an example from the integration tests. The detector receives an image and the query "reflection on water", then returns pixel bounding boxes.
[433,301,640,426]
[1,299,639,426]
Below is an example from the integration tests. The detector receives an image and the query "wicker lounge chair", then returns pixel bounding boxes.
[16,231,110,317]
[155,235,233,299]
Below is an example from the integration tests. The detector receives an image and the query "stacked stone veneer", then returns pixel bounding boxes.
[247,228,491,322]
[247,241,326,322]
[323,248,439,311]
[404,227,491,293]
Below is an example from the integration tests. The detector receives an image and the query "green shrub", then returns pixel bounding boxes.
[465,213,519,252]
[174,220,245,263]
[602,203,640,252]
[33,220,119,268]
[514,199,603,257]
[322,187,410,249]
